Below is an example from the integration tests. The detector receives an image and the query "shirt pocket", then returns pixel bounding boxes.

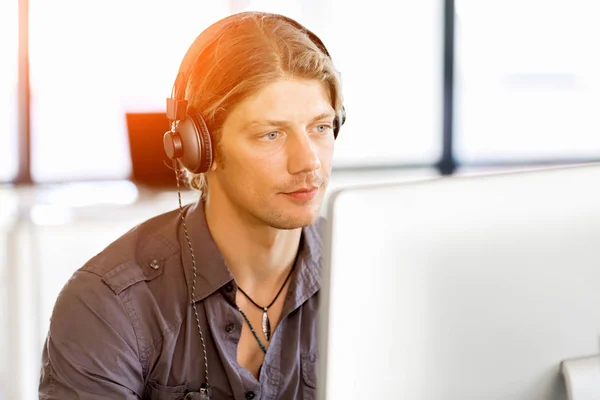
[143,380,188,400]
[301,352,318,398]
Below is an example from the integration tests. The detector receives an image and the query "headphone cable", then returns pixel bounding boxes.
[173,158,212,398]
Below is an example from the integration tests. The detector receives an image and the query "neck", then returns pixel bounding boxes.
[204,195,302,290]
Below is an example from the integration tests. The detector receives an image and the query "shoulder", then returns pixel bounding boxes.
[45,205,195,371]
[79,205,186,295]
[49,205,188,324]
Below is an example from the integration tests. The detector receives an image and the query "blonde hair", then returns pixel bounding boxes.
[181,13,344,198]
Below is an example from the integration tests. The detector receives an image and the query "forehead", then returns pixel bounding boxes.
[231,78,334,123]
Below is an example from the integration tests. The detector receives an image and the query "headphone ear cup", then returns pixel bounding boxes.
[333,117,340,139]
[333,106,346,139]
[163,130,184,160]
[172,113,213,173]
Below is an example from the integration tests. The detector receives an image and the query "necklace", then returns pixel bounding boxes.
[238,307,267,354]
[237,264,296,343]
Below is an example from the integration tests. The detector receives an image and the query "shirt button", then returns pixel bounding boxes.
[224,282,234,292]
[149,259,161,270]
[225,323,236,333]
[245,391,255,399]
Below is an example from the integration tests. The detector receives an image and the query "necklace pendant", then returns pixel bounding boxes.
[184,389,210,400]
[262,307,271,341]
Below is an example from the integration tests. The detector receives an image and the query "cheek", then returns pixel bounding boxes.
[318,141,335,168]
[224,153,281,194]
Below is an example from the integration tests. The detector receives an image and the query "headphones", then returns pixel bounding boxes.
[163,12,346,174]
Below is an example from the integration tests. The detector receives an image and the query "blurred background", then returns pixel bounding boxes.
[1,0,599,398]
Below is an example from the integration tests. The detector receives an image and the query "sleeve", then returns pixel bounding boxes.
[38,270,145,399]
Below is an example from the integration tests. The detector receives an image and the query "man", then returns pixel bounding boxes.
[38,11,345,400]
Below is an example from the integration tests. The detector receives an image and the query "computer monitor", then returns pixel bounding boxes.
[319,163,600,400]
[125,112,177,188]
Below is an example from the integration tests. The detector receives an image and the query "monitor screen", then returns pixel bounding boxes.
[319,163,600,399]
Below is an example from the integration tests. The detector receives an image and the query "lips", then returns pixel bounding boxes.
[283,187,319,201]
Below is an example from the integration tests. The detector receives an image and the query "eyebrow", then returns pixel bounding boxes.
[244,111,336,130]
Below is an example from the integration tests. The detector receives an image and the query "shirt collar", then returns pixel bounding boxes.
[180,200,324,304]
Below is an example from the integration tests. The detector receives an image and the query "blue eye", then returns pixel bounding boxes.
[316,125,331,133]
[262,131,280,141]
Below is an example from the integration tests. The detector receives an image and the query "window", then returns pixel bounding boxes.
[0,0,19,182]
[29,0,230,182]
[455,0,600,163]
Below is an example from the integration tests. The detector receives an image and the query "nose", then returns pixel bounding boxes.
[287,131,321,175]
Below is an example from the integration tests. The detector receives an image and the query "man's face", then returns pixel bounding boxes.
[206,77,336,230]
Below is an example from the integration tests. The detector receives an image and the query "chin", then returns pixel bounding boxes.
[262,204,322,230]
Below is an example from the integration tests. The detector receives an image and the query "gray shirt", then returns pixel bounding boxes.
[38,200,324,400]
